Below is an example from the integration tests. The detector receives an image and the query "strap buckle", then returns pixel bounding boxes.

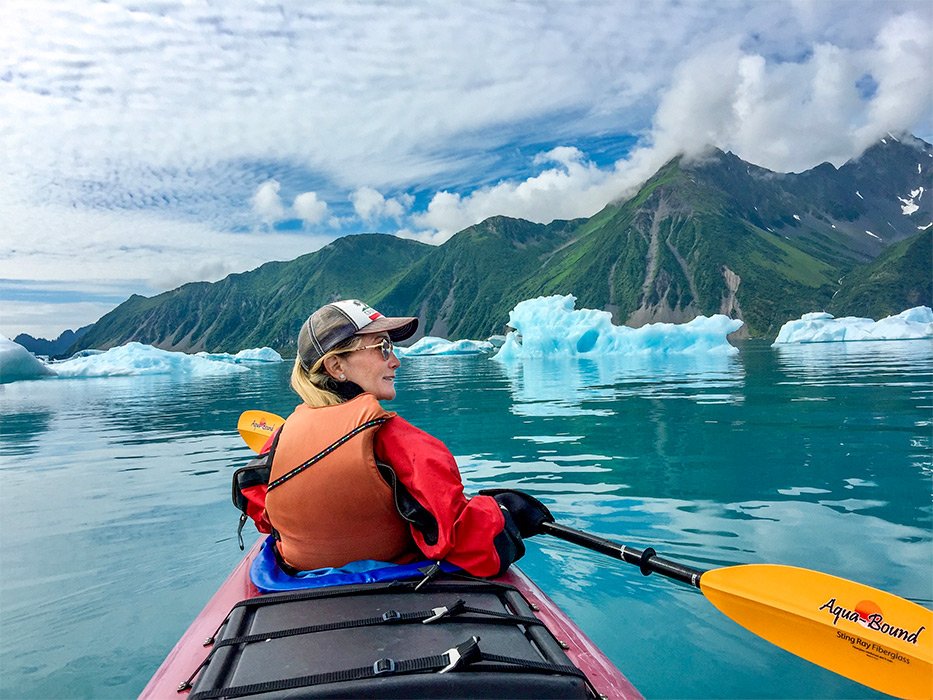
[414,562,442,591]
[422,598,466,624]
[373,657,396,675]
[439,635,480,674]
[381,609,401,622]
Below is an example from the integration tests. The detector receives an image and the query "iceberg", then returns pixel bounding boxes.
[772,307,933,344]
[396,336,494,357]
[494,295,742,362]
[0,335,56,383]
[196,347,284,363]
[51,342,248,378]
[0,339,285,384]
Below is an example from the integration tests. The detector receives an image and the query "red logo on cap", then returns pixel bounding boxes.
[369,312,382,320]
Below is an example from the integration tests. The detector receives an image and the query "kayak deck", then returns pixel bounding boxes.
[140,540,642,699]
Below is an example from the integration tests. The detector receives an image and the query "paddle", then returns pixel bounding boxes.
[236,410,932,697]
[236,410,285,453]
[541,521,932,699]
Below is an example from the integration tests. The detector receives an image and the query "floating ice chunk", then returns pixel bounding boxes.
[235,347,283,362]
[773,307,933,344]
[0,335,55,383]
[396,336,493,356]
[494,295,742,361]
[53,342,248,377]
[196,347,283,363]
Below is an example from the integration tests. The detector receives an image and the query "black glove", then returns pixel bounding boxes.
[480,488,554,538]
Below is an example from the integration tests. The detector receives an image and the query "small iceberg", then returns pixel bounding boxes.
[396,336,494,357]
[0,335,55,383]
[772,307,933,344]
[494,295,742,361]
[53,342,249,377]
[196,347,283,363]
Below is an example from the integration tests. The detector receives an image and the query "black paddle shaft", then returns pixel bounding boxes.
[540,522,705,588]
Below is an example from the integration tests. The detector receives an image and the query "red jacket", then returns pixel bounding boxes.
[374,413,522,577]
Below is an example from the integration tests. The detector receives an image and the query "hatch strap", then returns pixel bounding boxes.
[208,597,543,655]
[188,635,588,700]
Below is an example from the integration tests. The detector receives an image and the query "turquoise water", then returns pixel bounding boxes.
[0,339,930,698]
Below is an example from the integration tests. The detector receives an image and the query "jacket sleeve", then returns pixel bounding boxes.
[374,416,524,577]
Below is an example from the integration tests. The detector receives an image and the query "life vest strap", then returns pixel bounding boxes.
[267,417,388,491]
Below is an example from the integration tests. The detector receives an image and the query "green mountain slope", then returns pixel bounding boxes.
[73,234,432,353]
[69,136,932,353]
[828,228,932,319]
[377,216,582,340]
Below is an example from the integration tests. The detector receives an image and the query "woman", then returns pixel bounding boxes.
[264,299,552,577]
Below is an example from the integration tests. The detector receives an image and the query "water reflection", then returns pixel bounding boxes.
[774,339,933,386]
[499,352,746,417]
[0,407,53,457]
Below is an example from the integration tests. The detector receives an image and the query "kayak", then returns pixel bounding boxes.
[140,537,643,699]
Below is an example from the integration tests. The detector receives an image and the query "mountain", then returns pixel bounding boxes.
[828,228,932,319]
[70,135,932,354]
[376,216,582,340]
[73,234,432,353]
[14,325,92,357]
[513,136,931,337]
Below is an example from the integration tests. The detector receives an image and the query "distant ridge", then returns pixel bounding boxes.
[71,135,932,355]
[15,325,92,357]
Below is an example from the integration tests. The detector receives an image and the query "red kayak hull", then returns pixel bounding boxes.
[140,540,642,699]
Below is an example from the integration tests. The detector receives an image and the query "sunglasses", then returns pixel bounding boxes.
[355,337,395,360]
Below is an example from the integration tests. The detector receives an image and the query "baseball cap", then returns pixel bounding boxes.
[297,299,418,370]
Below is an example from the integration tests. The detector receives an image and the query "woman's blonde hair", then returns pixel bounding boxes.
[290,335,366,407]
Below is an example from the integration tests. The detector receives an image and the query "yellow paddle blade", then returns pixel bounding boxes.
[236,410,285,453]
[701,564,933,699]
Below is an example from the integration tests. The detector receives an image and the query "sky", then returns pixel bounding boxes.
[1,0,931,339]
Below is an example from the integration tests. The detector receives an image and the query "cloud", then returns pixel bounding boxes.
[0,193,336,336]
[350,187,412,223]
[643,10,932,172]
[293,191,328,225]
[251,180,286,224]
[404,9,932,242]
[410,148,634,241]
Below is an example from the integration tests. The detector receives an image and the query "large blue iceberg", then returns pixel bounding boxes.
[494,295,742,361]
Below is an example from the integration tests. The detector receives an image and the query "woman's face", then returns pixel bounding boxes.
[337,332,400,401]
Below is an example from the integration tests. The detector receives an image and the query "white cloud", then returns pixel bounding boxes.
[0,194,336,336]
[293,191,328,225]
[251,180,286,224]
[407,143,684,244]
[350,186,413,223]
[404,9,932,242]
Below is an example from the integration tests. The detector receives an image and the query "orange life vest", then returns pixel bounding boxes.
[264,394,419,571]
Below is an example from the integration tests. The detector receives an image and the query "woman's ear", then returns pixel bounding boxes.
[322,354,344,380]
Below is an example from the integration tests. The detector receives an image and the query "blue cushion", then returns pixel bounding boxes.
[249,536,458,593]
